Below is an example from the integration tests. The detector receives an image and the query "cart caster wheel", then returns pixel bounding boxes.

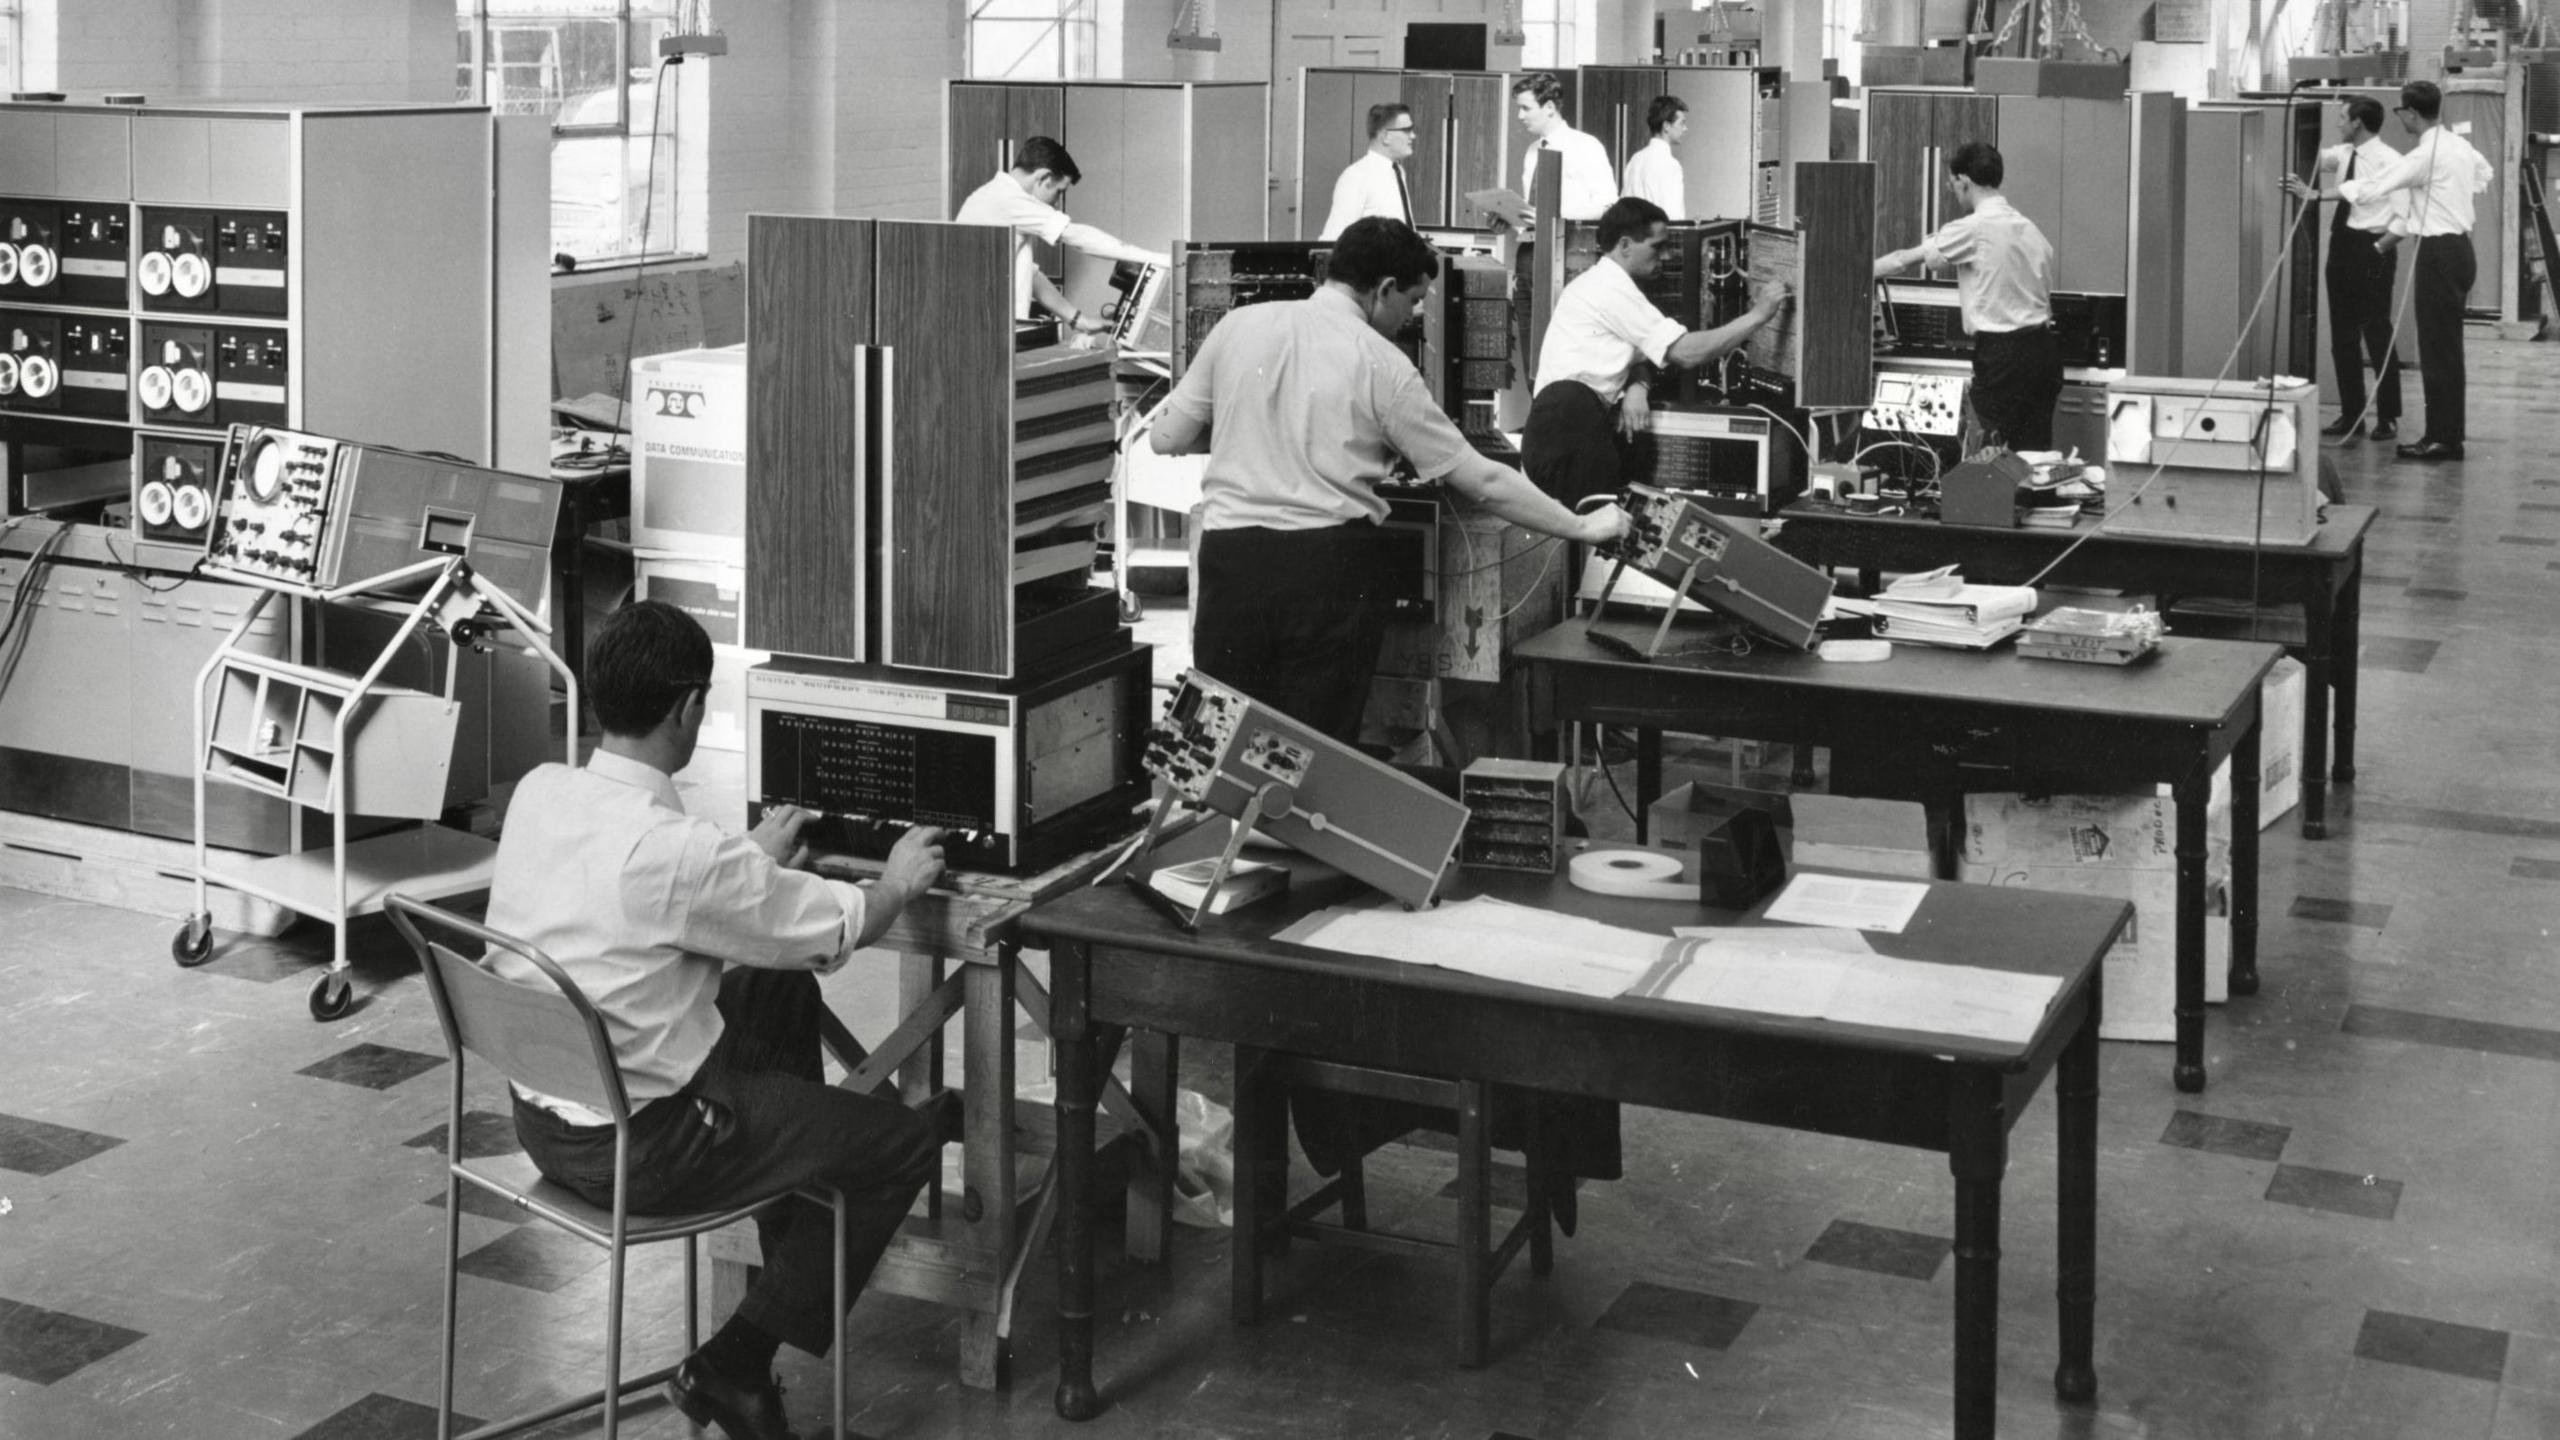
[171,915,215,968]
[308,973,356,1021]
[1117,590,1145,625]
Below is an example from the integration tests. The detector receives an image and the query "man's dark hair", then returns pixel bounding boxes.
[1014,135,1082,184]
[588,600,715,737]
[1598,196,1669,253]
[1948,140,2004,189]
[1326,216,1440,292]
[1646,94,1687,136]
[2344,95,2386,135]
[1367,102,1412,139]
[2400,80,2442,120]
[1511,72,1565,111]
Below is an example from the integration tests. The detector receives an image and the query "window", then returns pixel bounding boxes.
[0,4,19,96]
[1518,0,1595,71]
[456,0,693,266]
[968,0,1099,80]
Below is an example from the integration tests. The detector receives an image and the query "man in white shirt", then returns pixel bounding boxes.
[1318,102,1419,240]
[2337,80,2493,461]
[1523,196,1788,506]
[1154,216,1627,744]
[1619,95,1688,219]
[1873,141,2061,452]
[1511,72,1615,223]
[953,135,1168,334]
[2284,96,2407,442]
[491,601,950,1440]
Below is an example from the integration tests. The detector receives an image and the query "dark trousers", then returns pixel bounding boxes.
[2325,226,2403,425]
[513,968,938,1357]
[1968,325,2064,453]
[1521,380,1625,507]
[2413,233,2475,444]
[1193,523,1387,746]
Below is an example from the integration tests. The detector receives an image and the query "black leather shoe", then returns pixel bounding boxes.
[2368,420,2398,442]
[667,1356,797,1440]
[2319,419,2360,439]
[2395,439,2463,461]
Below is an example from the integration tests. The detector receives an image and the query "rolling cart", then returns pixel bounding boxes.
[172,555,578,1019]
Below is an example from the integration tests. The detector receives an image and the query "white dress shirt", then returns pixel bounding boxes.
[1918,194,2055,335]
[486,750,871,1124]
[953,171,1163,319]
[2338,126,2492,238]
[1532,254,1686,404]
[1521,122,1617,222]
[1318,150,1412,240]
[1165,285,1474,531]
[1620,136,1685,220]
[2321,137,2408,234]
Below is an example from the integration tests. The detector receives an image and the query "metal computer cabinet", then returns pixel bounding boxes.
[1580,65,1779,224]
[744,214,875,665]
[1863,88,1998,273]
[2183,106,2282,381]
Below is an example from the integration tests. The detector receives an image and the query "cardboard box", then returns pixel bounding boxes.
[632,555,765,752]
[1961,773,2232,1042]
[631,346,747,564]
[1790,794,1933,879]
[1649,780,1794,854]
[2256,656,2307,831]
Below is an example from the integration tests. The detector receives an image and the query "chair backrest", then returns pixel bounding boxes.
[386,893,631,1120]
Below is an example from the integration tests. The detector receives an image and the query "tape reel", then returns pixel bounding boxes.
[0,353,18,396]
[136,250,172,297]
[137,479,175,526]
[18,244,54,288]
[171,367,210,413]
[136,364,173,410]
[0,245,16,286]
[1566,848,1694,901]
[18,354,55,398]
[171,252,210,299]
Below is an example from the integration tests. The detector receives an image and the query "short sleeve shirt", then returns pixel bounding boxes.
[954,172,1072,319]
[1921,194,2054,334]
[1531,255,1686,404]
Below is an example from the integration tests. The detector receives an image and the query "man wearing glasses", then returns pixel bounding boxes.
[1524,196,1789,508]
[2336,81,2493,461]
[1318,103,1420,240]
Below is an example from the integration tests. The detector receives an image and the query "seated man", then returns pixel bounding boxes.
[488,600,949,1440]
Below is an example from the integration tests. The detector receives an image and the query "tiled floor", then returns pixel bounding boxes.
[6,336,2560,1438]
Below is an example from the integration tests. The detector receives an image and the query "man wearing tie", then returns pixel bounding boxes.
[2335,80,2492,461]
[1511,72,1615,223]
[2282,96,2406,442]
[1318,103,1419,240]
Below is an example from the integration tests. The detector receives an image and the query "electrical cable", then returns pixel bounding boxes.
[606,55,681,441]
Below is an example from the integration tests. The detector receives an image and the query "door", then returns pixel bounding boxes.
[1401,72,1453,227]
[2056,98,2129,296]
[1669,67,1758,221]
[1062,85,1129,314]
[950,83,1011,216]
[1577,66,1658,177]
[1274,32,1391,238]
[1867,89,1936,269]
[1451,73,1510,229]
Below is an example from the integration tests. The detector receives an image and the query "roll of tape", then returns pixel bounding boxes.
[1567,848,1694,901]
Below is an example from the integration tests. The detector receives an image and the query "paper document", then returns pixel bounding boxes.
[1465,187,1531,230]
[1276,897,1666,999]
[1625,934,2063,1043]
[1762,873,1929,933]
[1671,925,1874,954]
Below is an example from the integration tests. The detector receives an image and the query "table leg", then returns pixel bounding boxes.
[2054,973,2100,1405]
[1635,728,1663,843]
[1790,743,1817,788]
[1230,1044,1272,1326]
[2300,581,2335,840]
[1052,940,1104,1423]
[1456,1080,1491,1369]
[2231,718,2262,998]
[2173,765,2211,1094]
[2333,560,2362,785]
[958,956,1019,1390]
[1123,1030,1177,1265]
[900,953,947,1220]
[1949,1071,2007,1440]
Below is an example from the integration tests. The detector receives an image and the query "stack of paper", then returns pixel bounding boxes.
[1149,856,1287,915]
[2018,606,2165,666]
[1834,573,2037,650]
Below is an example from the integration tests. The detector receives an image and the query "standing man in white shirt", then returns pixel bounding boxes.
[953,135,1168,334]
[1523,196,1788,506]
[1152,217,1628,745]
[1318,102,1419,240]
[2337,80,2493,461]
[1511,72,1615,223]
[2284,96,2406,442]
[1872,141,2061,453]
[491,601,953,1440]
[1618,95,1688,219]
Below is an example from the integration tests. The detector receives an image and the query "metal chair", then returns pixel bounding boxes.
[387,894,847,1440]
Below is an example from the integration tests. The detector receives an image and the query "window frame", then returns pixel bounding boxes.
[966,0,1100,81]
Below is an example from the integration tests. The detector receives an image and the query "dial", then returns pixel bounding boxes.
[136,365,172,410]
[171,484,210,531]
[137,480,175,526]
[136,250,172,296]
[245,434,288,502]
[171,252,210,299]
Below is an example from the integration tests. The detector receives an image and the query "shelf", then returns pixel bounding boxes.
[204,654,457,818]
[203,825,497,920]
